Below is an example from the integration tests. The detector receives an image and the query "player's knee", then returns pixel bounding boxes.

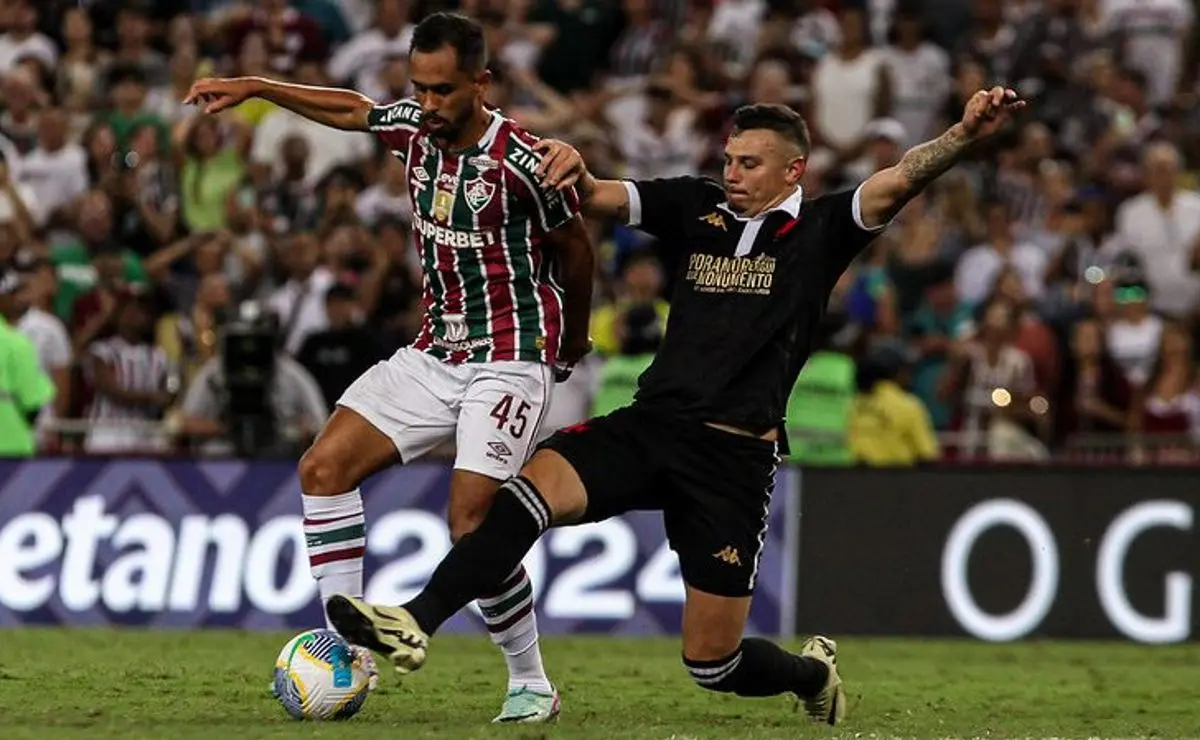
[682,644,744,693]
[521,450,588,524]
[448,506,488,542]
[298,445,353,495]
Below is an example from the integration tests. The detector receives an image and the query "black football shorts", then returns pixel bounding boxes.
[538,405,779,597]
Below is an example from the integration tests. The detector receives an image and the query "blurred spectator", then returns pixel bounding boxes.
[1,66,46,155]
[706,0,767,78]
[258,133,319,234]
[906,259,972,429]
[82,286,174,453]
[1116,141,1200,318]
[114,122,181,255]
[268,232,334,355]
[15,107,88,229]
[356,151,411,227]
[0,152,35,246]
[249,61,373,186]
[955,0,1017,83]
[605,0,666,84]
[787,313,856,466]
[13,254,72,427]
[1128,319,1200,462]
[1042,185,1115,320]
[147,44,206,126]
[100,64,170,154]
[942,298,1039,458]
[613,79,705,181]
[590,253,668,358]
[177,325,328,457]
[54,7,100,114]
[1058,316,1132,437]
[882,5,949,149]
[592,302,661,417]
[529,0,621,95]
[1102,0,1193,107]
[158,271,235,389]
[367,217,422,348]
[297,282,385,408]
[177,114,250,233]
[52,190,147,325]
[955,199,1046,305]
[0,0,57,74]
[94,3,168,93]
[811,5,891,170]
[327,0,412,102]
[223,0,328,77]
[0,269,55,457]
[848,341,940,466]
[1106,278,1165,388]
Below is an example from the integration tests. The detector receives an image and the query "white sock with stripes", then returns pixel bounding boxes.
[302,490,366,631]
[476,565,551,694]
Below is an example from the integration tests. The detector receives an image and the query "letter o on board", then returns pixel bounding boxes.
[941,499,1059,642]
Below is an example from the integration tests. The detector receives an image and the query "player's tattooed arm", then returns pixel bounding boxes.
[857,86,1025,229]
[534,140,630,222]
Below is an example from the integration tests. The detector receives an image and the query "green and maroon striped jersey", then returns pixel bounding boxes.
[367,98,581,365]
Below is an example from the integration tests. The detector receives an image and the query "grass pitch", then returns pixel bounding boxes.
[0,629,1197,739]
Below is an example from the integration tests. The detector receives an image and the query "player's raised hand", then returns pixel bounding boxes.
[534,139,585,191]
[961,86,1025,140]
[183,77,257,115]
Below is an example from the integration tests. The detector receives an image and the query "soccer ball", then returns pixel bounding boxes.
[272,629,371,720]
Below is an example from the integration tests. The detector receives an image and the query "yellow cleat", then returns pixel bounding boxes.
[325,595,429,676]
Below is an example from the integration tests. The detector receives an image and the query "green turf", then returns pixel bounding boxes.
[0,629,1197,739]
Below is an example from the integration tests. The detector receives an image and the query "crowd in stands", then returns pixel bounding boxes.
[1,0,1200,465]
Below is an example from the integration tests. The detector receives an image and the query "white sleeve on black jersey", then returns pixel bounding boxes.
[623,176,721,241]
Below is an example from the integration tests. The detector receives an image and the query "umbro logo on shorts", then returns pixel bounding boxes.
[486,441,513,463]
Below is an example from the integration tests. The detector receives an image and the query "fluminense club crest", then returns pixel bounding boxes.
[464,176,496,214]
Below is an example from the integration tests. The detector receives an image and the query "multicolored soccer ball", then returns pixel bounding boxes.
[272,629,371,720]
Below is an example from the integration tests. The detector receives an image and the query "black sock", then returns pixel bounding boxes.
[404,476,550,635]
[684,638,828,698]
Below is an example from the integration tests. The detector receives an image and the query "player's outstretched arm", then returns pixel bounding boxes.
[183,76,375,132]
[534,140,631,222]
[857,86,1025,229]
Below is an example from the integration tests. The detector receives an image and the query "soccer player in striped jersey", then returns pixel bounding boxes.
[184,12,594,723]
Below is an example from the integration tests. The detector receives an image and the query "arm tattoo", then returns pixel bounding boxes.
[897,123,973,191]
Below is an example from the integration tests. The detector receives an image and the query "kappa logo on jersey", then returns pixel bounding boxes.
[699,211,727,231]
[463,176,496,213]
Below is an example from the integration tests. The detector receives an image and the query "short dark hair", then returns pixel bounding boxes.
[730,104,811,157]
[410,12,488,74]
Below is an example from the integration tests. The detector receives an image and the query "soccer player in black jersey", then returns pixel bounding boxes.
[326,87,1025,724]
